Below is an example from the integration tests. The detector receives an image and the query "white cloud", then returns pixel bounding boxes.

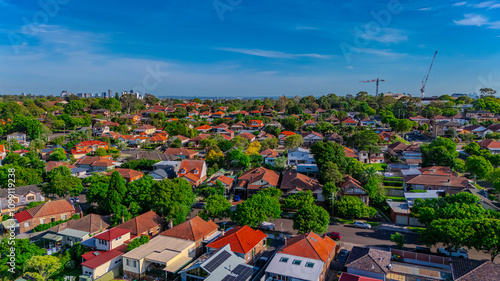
[296,26,319,31]
[359,28,408,44]
[214,48,331,59]
[353,48,407,58]
[453,2,467,6]
[419,7,432,11]
[488,21,500,29]
[474,1,496,8]
[346,66,354,69]
[453,14,489,26]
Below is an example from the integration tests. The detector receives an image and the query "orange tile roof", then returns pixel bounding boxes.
[280,232,336,262]
[160,216,218,241]
[115,211,164,236]
[76,140,108,146]
[280,131,296,136]
[106,168,144,180]
[206,225,267,254]
[478,139,500,149]
[20,199,75,220]
[196,125,212,130]
[165,148,197,156]
[211,175,235,186]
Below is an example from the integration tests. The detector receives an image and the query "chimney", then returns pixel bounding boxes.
[121,215,124,224]
[228,265,231,271]
[168,219,174,229]
[284,236,287,246]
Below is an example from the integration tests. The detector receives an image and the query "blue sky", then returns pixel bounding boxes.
[0,0,499,97]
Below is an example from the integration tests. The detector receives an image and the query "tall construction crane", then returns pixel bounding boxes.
[360,78,385,96]
[420,51,438,99]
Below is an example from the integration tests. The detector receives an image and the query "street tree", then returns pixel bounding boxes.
[284,134,303,149]
[283,191,315,210]
[44,166,83,198]
[390,232,406,249]
[465,155,493,181]
[24,255,61,280]
[199,194,231,221]
[292,205,330,234]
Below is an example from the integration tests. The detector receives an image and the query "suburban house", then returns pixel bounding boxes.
[190,134,210,148]
[387,190,441,226]
[0,144,6,162]
[304,120,317,127]
[463,125,491,137]
[466,109,495,121]
[179,244,255,281]
[14,199,81,234]
[260,148,279,166]
[7,132,28,146]
[403,174,471,191]
[338,273,382,281]
[122,235,196,280]
[119,114,141,124]
[358,150,384,164]
[378,131,394,142]
[341,117,358,126]
[249,120,264,129]
[177,159,208,186]
[432,121,462,137]
[45,161,75,172]
[451,258,500,281]
[239,132,256,142]
[206,225,267,264]
[344,247,392,281]
[409,115,430,125]
[92,124,110,136]
[115,211,165,237]
[279,131,295,144]
[91,109,111,116]
[164,148,198,159]
[302,131,323,146]
[478,139,500,154]
[401,144,422,168]
[235,167,280,198]
[212,111,225,118]
[48,213,111,247]
[160,216,220,257]
[265,232,337,281]
[133,124,157,135]
[339,175,369,205]
[105,168,143,182]
[280,170,323,200]
[230,122,247,132]
[74,140,109,153]
[208,175,235,194]
[287,147,318,174]
[0,185,45,215]
[150,133,169,144]
[174,135,190,146]
[74,156,119,172]
[196,125,212,133]
[81,228,130,280]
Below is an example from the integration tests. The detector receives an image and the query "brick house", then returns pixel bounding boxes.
[0,185,45,215]
[160,216,219,257]
[206,225,267,264]
[115,210,165,237]
[14,199,81,233]
[106,168,144,183]
[177,160,207,186]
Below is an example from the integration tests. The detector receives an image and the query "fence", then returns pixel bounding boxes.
[391,249,450,269]
[95,267,122,281]
[385,188,405,197]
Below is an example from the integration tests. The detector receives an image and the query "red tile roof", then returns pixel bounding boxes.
[81,244,127,269]
[160,216,218,241]
[280,232,336,262]
[478,139,500,149]
[280,131,296,137]
[237,167,280,189]
[250,120,264,127]
[164,148,198,157]
[18,199,75,221]
[76,140,108,147]
[196,125,212,131]
[115,211,164,236]
[206,225,267,254]
[46,161,76,172]
[14,210,32,223]
[93,228,130,241]
[211,175,235,186]
[106,168,144,180]
[239,132,256,141]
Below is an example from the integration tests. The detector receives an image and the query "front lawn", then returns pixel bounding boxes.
[363,163,387,172]
[408,226,426,234]
[386,196,406,202]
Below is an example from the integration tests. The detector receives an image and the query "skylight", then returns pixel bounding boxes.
[292,259,302,265]
[305,262,314,268]
[279,257,289,263]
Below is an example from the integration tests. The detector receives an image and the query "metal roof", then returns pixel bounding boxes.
[265,253,324,281]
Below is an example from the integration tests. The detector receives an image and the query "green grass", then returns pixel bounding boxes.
[363,163,387,172]
[473,183,484,190]
[393,135,410,145]
[386,196,406,202]
[408,226,426,234]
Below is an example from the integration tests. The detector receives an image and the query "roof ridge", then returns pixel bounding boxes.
[459,260,488,280]
[367,250,387,273]
[306,233,323,261]
[189,219,196,240]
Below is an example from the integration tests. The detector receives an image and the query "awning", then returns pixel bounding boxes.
[42,233,63,242]
[1,219,18,229]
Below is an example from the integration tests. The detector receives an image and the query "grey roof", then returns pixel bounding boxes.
[345,246,391,274]
[387,201,410,215]
[265,252,324,281]
[0,185,40,198]
[70,167,88,174]
[401,169,421,177]
[124,150,179,161]
[58,228,89,239]
[451,258,500,281]
[150,169,169,179]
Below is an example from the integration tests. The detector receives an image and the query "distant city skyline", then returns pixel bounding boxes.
[1,1,500,97]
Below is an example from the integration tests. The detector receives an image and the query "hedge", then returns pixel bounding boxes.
[383,180,404,187]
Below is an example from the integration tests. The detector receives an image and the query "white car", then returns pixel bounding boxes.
[354,221,372,229]
[437,247,468,258]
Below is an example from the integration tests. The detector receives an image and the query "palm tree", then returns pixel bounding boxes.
[360,166,380,185]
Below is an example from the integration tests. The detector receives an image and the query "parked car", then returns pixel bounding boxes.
[336,249,349,263]
[260,221,275,230]
[233,195,241,202]
[326,232,341,240]
[354,221,372,229]
[193,202,205,208]
[280,212,294,219]
[437,247,468,258]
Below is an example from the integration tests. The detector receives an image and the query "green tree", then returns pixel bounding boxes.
[230,191,281,227]
[273,156,287,171]
[280,116,299,131]
[421,219,474,253]
[390,232,406,249]
[24,255,61,280]
[469,219,500,262]
[310,141,348,173]
[199,194,231,221]
[320,161,343,184]
[94,147,108,156]
[466,155,493,180]
[322,182,339,215]
[127,235,150,251]
[335,196,377,219]
[44,166,83,198]
[171,137,182,148]
[0,238,46,279]
[48,148,67,161]
[421,137,458,168]
[292,205,330,234]
[284,134,304,149]
[352,130,379,149]
[283,191,315,210]
[151,178,196,225]
[463,142,481,156]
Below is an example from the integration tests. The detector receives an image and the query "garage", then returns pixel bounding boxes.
[395,215,408,225]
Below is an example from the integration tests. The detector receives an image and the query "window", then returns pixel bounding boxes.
[40,218,45,224]
[61,214,67,220]
[279,257,289,263]
[26,195,35,201]
[24,222,30,227]
[292,259,302,265]
[132,260,137,267]
[126,259,130,266]
[305,262,315,268]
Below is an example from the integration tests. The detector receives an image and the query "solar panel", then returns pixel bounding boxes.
[204,250,231,272]
[232,264,254,281]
